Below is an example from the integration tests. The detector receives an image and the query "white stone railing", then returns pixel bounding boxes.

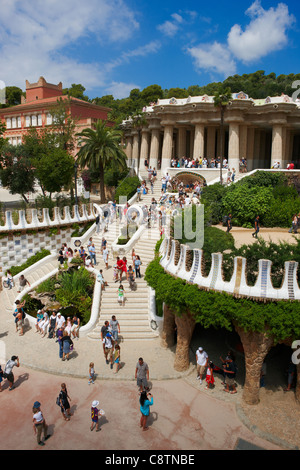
[160,237,300,301]
[0,203,96,233]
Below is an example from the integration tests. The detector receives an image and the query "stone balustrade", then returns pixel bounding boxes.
[160,237,300,301]
[0,203,96,233]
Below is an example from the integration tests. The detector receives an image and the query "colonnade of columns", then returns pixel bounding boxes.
[124,120,292,174]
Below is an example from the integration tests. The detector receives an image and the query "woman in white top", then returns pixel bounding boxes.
[39,312,49,337]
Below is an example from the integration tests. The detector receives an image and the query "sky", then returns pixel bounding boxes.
[0,0,299,99]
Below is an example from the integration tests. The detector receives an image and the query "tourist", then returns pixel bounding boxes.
[48,311,57,339]
[97,269,108,290]
[223,356,238,394]
[56,326,64,359]
[56,312,65,331]
[139,391,153,431]
[58,383,72,421]
[90,400,101,432]
[117,284,125,306]
[95,213,100,234]
[61,330,73,361]
[252,215,260,239]
[88,243,97,266]
[104,332,115,369]
[205,361,215,390]
[116,256,124,281]
[288,214,298,234]
[3,355,20,391]
[39,311,49,338]
[110,315,120,342]
[128,265,135,289]
[71,315,80,339]
[58,247,64,266]
[135,357,150,392]
[65,317,72,336]
[232,168,236,182]
[114,344,121,374]
[196,347,208,385]
[79,246,87,261]
[14,303,25,336]
[85,255,92,268]
[103,245,109,270]
[35,309,45,333]
[226,213,232,233]
[5,270,13,289]
[17,274,30,293]
[122,257,128,280]
[285,361,297,391]
[32,401,51,446]
[88,362,95,385]
[101,321,110,357]
[101,237,107,254]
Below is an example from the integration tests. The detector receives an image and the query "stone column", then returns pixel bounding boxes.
[177,126,187,158]
[271,124,284,168]
[125,135,133,167]
[239,125,248,162]
[161,123,174,173]
[174,310,196,372]
[228,123,240,173]
[149,127,160,170]
[132,130,140,174]
[247,127,255,171]
[206,126,216,159]
[253,129,261,169]
[193,123,205,160]
[140,128,150,168]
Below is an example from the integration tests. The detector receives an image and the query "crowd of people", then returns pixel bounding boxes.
[169,156,246,175]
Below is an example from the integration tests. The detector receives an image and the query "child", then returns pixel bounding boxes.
[113,264,118,283]
[88,362,95,384]
[117,285,125,306]
[114,345,121,374]
[91,400,101,431]
[205,361,215,390]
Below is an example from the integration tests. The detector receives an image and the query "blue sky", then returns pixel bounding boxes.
[0,0,299,99]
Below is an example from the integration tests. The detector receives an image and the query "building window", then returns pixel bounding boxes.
[31,115,37,126]
[6,118,11,129]
[38,114,42,126]
[17,117,21,128]
[25,116,31,127]
[46,113,52,125]
[11,117,16,128]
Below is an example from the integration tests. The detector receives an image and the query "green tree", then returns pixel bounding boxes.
[76,120,127,203]
[34,148,74,198]
[213,87,232,184]
[63,83,89,101]
[0,143,35,203]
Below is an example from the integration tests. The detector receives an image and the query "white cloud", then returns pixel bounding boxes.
[0,0,139,91]
[105,81,140,99]
[157,11,191,37]
[187,41,237,77]
[228,1,295,62]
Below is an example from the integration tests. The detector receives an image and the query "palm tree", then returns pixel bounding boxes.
[213,87,232,185]
[76,120,127,203]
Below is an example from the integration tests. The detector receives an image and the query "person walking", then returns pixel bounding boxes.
[139,391,153,431]
[58,383,72,421]
[17,274,30,293]
[103,246,109,270]
[32,401,51,446]
[110,315,120,342]
[3,355,20,391]
[226,213,232,233]
[135,357,150,392]
[114,344,121,374]
[101,321,110,357]
[104,332,115,369]
[134,256,142,278]
[252,215,260,238]
[90,400,101,432]
[196,347,208,385]
[205,361,215,390]
[117,284,125,306]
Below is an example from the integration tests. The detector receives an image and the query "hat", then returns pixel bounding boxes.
[33,401,41,408]
[92,400,99,407]
[198,347,203,351]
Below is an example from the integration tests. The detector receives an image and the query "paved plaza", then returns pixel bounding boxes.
[0,225,299,451]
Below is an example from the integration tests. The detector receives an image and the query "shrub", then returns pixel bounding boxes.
[10,249,51,276]
[115,176,140,203]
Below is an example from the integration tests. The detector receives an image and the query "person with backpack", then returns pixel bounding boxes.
[57,383,72,421]
[223,356,238,394]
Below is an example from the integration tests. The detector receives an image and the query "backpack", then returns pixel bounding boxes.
[56,396,61,407]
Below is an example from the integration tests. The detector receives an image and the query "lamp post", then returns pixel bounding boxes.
[74,162,78,206]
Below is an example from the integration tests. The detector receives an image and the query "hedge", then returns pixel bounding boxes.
[9,249,51,276]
